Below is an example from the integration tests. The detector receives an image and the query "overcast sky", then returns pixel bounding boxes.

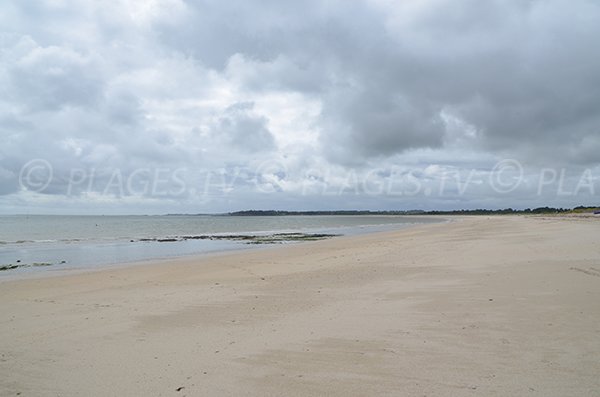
[1,0,599,214]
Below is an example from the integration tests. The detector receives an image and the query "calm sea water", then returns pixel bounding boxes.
[0,215,440,277]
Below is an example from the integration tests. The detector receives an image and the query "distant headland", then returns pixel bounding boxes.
[223,206,600,216]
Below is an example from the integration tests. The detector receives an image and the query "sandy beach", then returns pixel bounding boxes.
[1,215,599,396]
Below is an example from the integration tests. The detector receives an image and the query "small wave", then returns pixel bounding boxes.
[9,239,60,244]
[4,238,91,245]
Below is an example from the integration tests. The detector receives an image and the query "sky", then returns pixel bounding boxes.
[1,0,599,214]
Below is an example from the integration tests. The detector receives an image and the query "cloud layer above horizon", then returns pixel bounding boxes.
[1,0,600,213]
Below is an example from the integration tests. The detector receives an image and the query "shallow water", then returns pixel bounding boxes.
[0,215,440,277]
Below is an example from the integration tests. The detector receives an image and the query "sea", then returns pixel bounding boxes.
[0,215,441,278]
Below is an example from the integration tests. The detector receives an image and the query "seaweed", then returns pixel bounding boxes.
[133,233,339,245]
[0,260,66,271]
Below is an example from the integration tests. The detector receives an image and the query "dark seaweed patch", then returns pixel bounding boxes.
[132,233,338,244]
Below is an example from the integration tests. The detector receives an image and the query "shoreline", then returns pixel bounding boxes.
[0,216,447,281]
[1,215,599,396]
[0,217,451,284]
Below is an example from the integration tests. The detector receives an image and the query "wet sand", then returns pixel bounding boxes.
[1,216,599,396]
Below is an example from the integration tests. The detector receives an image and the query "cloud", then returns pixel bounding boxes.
[1,0,599,213]
[151,0,600,163]
[212,102,275,152]
[8,41,104,112]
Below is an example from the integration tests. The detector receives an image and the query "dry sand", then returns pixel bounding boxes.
[1,216,599,396]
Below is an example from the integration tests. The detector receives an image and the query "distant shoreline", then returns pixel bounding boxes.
[5,205,599,217]
[166,206,600,216]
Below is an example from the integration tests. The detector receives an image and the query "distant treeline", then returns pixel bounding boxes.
[229,210,406,216]
[418,207,568,215]
[227,206,599,216]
